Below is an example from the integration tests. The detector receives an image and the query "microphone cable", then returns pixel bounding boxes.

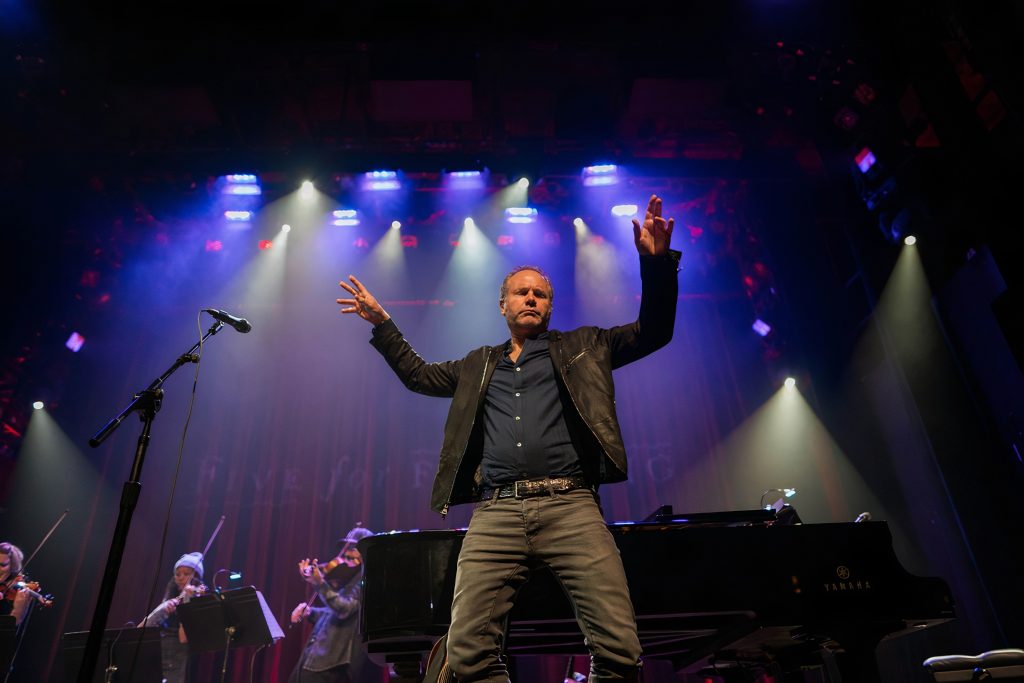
[131,309,208,678]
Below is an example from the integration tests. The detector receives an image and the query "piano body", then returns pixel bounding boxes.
[358,510,954,681]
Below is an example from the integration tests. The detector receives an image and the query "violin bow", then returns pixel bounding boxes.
[20,509,69,574]
[200,515,226,564]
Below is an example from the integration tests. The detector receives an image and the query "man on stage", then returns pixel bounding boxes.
[338,195,678,682]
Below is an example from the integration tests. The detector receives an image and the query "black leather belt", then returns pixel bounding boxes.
[480,475,592,500]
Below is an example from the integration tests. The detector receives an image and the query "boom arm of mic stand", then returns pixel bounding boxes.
[77,321,225,683]
[88,322,222,448]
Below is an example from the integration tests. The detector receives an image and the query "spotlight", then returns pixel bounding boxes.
[224,210,252,221]
[391,220,401,230]
[904,235,917,246]
[32,401,44,410]
[258,240,273,250]
[610,204,638,217]
[582,164,618,187]
[573,218,585,228]
[300,180,315,199]
[505,207,537,224]
[364,171,401,191]
[464,217,475,228]
[65,331,85,352]
[517,178,529,188]
[222,174,261,195]
[332,209,359,227]
[752,319,772,337]
[281,224,291,233]
[784,377,796,388]
[445,170,486,190]
[854,147,876,174]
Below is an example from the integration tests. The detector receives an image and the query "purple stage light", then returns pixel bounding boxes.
[752,319,772,337]
[223,174,262,195]
[225,210,252,221]
[363,171,401,191]
[224,184,262,196]
[66,332,85,352]
[333,209,360,226]
[505,207,537,224]
[854,147,876,173]
[582,164,618,187]
[611,204,638,217]
[445,170,486,190]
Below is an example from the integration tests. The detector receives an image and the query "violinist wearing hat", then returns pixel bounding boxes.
[288,525,383,683]
[140,551,206,683]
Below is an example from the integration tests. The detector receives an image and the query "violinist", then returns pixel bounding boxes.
[288,525,383,683]
[140,552,205,683]
[0,542,30,627]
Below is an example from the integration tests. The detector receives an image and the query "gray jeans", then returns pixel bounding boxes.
[447,488,641,682]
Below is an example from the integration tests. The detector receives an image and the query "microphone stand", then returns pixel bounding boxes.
[77,321,225,683]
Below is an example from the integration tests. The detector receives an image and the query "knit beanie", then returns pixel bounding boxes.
[174,552,204,580]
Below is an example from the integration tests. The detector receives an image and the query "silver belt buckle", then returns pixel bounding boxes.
[513,480,527,498]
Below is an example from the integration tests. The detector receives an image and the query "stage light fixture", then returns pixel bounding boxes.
[904,235,917,246]
[258,240,273,250]
[223,174,262,195]
[854,147,876,174]
[582,164,618,187]
[365,171,401,191]
[752,319,772,337]
[505,207,537,224]
[32,401,44,410]
[333,209,359,226]
[784,377,796,388]
[224,210,252,221]
[611,204,638,217]
[281,224,291,233]
[65,332,85,352]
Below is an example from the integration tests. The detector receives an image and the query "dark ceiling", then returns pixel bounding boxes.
[6,1,903,178]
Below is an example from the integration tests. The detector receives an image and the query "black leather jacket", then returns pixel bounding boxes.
[370,253,680,514]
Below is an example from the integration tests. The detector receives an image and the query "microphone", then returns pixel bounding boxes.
[203,309,252,333]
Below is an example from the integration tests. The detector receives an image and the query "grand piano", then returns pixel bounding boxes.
[357,507,955,681]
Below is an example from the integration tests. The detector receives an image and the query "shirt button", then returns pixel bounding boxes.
[515,392,520,397]
[516,442,522,447]
[515,367,521,372]
[515,416,520,421]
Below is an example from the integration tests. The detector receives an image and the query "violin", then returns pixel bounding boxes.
[168,582,207,608]
[316,554,361,581]
[1,573,54,608]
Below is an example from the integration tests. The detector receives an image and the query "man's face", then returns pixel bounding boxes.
[500,270,552,336]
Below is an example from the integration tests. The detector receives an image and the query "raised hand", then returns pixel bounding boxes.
[337,275,389,325]
[298,558,324,587]
[631,195,674,256]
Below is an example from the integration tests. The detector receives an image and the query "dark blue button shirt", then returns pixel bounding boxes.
[480,333,583,487]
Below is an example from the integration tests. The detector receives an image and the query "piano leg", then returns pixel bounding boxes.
[829,625,899,682]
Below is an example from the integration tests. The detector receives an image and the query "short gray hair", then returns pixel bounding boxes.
[499,265,553,303]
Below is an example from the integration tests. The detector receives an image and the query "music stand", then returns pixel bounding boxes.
[0,616,15,680]
[177,587,283,678]
[62,627,162,682]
